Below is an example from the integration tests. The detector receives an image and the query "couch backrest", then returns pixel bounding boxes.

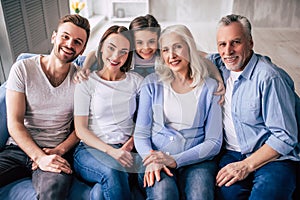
[0,82,9,148]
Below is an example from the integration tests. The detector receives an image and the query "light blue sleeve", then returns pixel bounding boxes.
[134,76,157,158]
[263,76,298,155]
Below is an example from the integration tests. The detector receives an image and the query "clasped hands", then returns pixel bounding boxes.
[143,150,177,187]
[31,147,72,174]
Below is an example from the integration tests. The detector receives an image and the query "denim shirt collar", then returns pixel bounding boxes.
[239,52,258,81]
[219,52,258,84]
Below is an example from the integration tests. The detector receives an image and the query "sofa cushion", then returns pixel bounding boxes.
[0,177,91,200]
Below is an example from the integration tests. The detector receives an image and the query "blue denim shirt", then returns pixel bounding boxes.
[208,53,300,161]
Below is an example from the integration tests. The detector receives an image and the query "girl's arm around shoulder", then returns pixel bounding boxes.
[73,50,97,83]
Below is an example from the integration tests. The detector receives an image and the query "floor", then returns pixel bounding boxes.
[84,19,300,95]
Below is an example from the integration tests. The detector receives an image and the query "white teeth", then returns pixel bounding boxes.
[225,56,237,63]
[109,60,119,65]
[170,60,180,65]
[61,47,73,55]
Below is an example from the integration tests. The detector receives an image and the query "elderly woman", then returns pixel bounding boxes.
[134,24,223,200]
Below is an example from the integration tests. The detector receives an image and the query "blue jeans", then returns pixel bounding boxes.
[138,160,217,200]
[73,142,132,200]
[216,150,298,200]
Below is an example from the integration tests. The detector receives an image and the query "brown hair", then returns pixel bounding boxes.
[129,14,161,55]
[96,25,133,72]
[129,14,161,37]
[58,14,91,48]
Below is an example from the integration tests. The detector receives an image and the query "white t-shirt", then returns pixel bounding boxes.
[223,70,242,151]
[163,83,202,131]
[6,55,77,148]
[74,71,143,144]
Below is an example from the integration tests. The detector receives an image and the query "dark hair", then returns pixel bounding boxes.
[96,25,133,72]
[129,14,161,38]
[58,14,91,47]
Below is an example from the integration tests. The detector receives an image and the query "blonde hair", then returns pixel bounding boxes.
[155,25,208,87]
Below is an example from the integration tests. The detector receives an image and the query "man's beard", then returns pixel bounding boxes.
[54,46,77,63]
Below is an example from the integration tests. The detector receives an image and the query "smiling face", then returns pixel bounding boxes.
[52,22,87,63]
[134,30,158,60]
[161,32,190,75]
[217,22,253,72]
[101,33,130,72]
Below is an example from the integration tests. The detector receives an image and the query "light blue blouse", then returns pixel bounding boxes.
[134,73,223,168]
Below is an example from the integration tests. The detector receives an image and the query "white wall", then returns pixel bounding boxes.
[92,0,109,16]
[87,0,233,23]
[150,0,233,24]
[87,0,300,28]
[233,0,300,28]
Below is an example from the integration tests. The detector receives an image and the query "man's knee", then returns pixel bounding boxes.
[32,170,72,199]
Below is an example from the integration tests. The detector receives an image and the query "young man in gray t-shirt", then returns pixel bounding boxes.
[0,14,90,199]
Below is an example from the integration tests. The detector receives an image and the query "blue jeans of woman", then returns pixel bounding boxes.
[216,150,298,200]
[73,142,132,200]
[138,159,217,200]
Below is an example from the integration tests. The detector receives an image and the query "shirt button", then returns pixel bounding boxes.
[166,152,170,155]
[170,136,174,141]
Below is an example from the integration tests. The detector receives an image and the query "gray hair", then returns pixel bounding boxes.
[155,24,208,87]
[218,14,252,39]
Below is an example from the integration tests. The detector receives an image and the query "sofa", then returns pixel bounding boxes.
[0,54,144,200]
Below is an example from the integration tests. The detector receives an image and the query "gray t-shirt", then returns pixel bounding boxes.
[6,55,77,148]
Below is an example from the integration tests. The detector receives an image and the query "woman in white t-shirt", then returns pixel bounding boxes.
[73,25,143,200]
[134,25,223,200]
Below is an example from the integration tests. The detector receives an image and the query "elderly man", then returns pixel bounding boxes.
[207,14,299,200]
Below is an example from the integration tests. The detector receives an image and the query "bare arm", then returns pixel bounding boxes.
[43,130,79,156]
[216,144,279,187]
[75,116,133,167]
[6,90,72,174]
[73,50,97,83]
[243,144,279,171]
[82,50,97,71]
[121,136,134,152]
